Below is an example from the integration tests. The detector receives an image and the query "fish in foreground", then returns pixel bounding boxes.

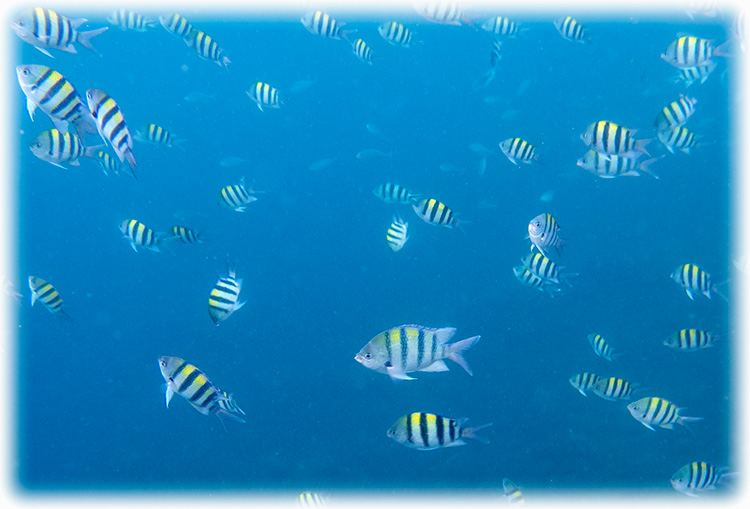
[502,478,525,505]
[247,82,281,111]
[569,372,601,397]
[499,137,538,165]
[352,38,374,64]
[554,16,588,42]
[378,21,413,47]
[11,7,108,57]
[298,491,326,506]
[86,88,137,178]
[354,324,480,381]
[120,219,164,253]
[671,461,736,497]
[581,120,651,157]
[301,11,346,39]
[373,183,419,204]
[184,29,231,68]
[208,264,246,325]
[28,276,70,320]
[29,129,101,169]
[577,150,659,179]
[157,356,246,426]
[107,9,156,31]
[591,376,636,400]
[134,124,184,149]
[386,217,409,252]
[661,35,729,68]
[412,198,461,230]
[627,397,703,431]
[512,266,561,297]
[670,263,726,301]
[588,333,620,361]
[218,178,258,211]
[527,213,563,257]
[387,412,492,450]
[664,329,717,351]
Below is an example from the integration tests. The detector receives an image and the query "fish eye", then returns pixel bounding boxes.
[364,353,372,360]
[540,233,545,239]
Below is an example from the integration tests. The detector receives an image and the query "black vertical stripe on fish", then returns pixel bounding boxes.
[449,419,456,441]
[188,380,211,403]
[178,368,201,393]
[406,412,413,444]
[385,328,392,362]
[419,413,429,448]
[436,416,444,446]
[400,326,408,369]
[417,328,425,366]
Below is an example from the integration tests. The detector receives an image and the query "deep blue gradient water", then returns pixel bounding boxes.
[11,4,736,500]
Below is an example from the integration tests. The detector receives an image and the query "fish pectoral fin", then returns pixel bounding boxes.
[164,385,175,408]
[386,365,415,381]
[234,300,247,311]
[26,98,37,120]
[420,360,449,372]
[34,46,54,58]
[640,421,656,431]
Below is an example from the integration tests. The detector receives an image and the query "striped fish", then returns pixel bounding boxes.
[247,82,281,111]
[499,137,538,165]
[28,276,68,318]
[577,150,659,179]
[481,16,519,37]
[587,333,619,361]
[298,492,326,507]
[386,217,409,252]
[184,29,231,68]
[373,183,418,204]
[93,150,121,176]
[16,65,96,137]
[554,16,587,42]
[655,95,698,131]
[490,39,503,68]
[107,9,156,31]
[591,376,636,401]
[354,324,480,381]
[527,212,563,257]
[86,89,137,178]
[512,265,561,297]
[521,252,567,285]
[657,126,699,154]
[675,60,717,86]
[627,396,704,431]
[11,7,108,57]
[218,179,257,211]
[671,462,728,497]
[661,35,723,68]
[216,390,245,417]
[134,123,183,149]
[581,120,651,157]
[208,265,246,325]
[569,372,601,397]
[157,356,246,426]
[301,11,345,39]
[671,263,721,300]
[664,329,717,351]
[170,226,204,244]
[378,21,413,47]
[159,13,193,39]
[502,478,525,505]
[414,0,464,26]
[412,198,460,229]
[29,128,99,169]
[120,219,162,253]
[352,38,374,64]
[387,412,492,450]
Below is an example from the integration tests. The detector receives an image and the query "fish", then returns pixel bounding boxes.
[670,263,725,300]
[28,276,69,319]
[92,150,121,176]
[301,11,346,39]
[169,226,204,244]
[527,213,563,257]
[16,65,96,137]
[386,217,409,252]
[655,95,698,131]
[356,148,391,160]
[502,478,525,505]
[412,198,460,229]
[587,333,620,361]
[3,277,23,304]
[512,266,561,297]
[627,396,704,431]
[120,219,163,253]
[247,82,281,111]
[216,390,245,417]
[671,461,730,497]
[481,16,519,37]
[387,412,492,450]
[219,156,249,168]
[354,324,480,381]
[373,183,418,204]
[107,9,156,31]
[576,150,659,179]
[581,121,651,157]
[554,16,588,42]
[352,38,374,64]
[11,7,108,57]
[308,158,335,171]
[29,128,100,169]
[157,356,246,426]
[664,329,717,351]
[674,60,718,86]
[413,0,465,26]
[208,265,246,325]
[134,124,184,149]
[569,372,602,397]
[499,138,538,165]
[661,35,727,68]
[378,21,413,47]
[290,79,317,94]
[159,13,193,39]
[490,39,502,68]
[85,88,137,178]
[184,29,231,68]
[591,376,636,401]
[298,492,326,506]
[218,179,258,212]
[657,126,699,154]
[520,252,571,286]
[183,91,216,104]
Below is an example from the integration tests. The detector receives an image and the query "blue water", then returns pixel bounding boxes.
[12,5,735,500]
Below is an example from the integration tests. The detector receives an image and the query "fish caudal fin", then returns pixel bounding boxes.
[448,335,481,376]
[462,422,493,444]
[637,157,661,179]
[678,415,704,434]
[635,138,651,156]
[77,26,109,54]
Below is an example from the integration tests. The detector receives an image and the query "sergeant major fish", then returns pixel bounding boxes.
[120,219,164,253]
[481,16,519,37]
[29,128,101,169]
[655,95,698,131]
[170,226,204,244]
[512,265,561,297]
[675,61,717,86]
[208,264,246,325]
[499,137,538,165]
[28,276,69,320]
[664,329,717,351]
[521,252,572,286]
[627,396,704,431]
[588,333,620,361]
[591,376,636,401]
[11,7,108,57]
[352,38,374,64]
[581,120,651,157]
[502,478,525,505]
[412,198,461,230]
[373,183,418,204]
[247,82,281,111]
[354,324,480,381]
[134,124,184,149]
[528,212,563,257]
[671,461,734,497]
[107,9,156,31]
[184,29,231,68]
[378,21,413,47]
[86,88,137,178]
[218,178,257,211]
[577,150,659,179]
[569,372,601,397]
[301,11,347,39]
[387,412,492,450]
[159,13,193,39]
[554,16,588,42]
[657,126,699,154]
[386,217,409,252]
[661,35,729,68]
[671,263,726,300]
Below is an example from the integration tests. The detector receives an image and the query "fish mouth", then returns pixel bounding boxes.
[353,354,364,365]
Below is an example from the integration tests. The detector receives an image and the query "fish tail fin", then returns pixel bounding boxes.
[635,138,652,156]
[637,156,662,179]
[83,144,106,159]
[124,151,138,180]
[713,280,730,302]
[448,335,481,376]
[559,271,579,288]
[713,37,734,58]
[77,26,109,55]
[677,415,704,434]
[216,408,246,426]
[462,422,493,444]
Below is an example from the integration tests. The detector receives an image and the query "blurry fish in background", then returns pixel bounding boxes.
[654,95,698,131]
[11,7,108,57]
[218,178,258,212]
[387,412,492,450]
[661,35,729,69]
[527,213,563,257]
[502,478,525,505]
[354,324,480,381]
[664,329,717,351]
[386,217,409,252]
[356,148,392,160]
[438,162,464,173]
[499,138,539,165]
[378,21,413,47]
[685,0,720,20]
[219,156,249,168]
[208,264,246,325]
[577,150,659,179]
[657,126,699,154]
[301,11,347,40]
[29,128,101,169]
[308,158,336,171]
[481,16,519,37]
[86,88,137,178]
[670,263,726,301]
[587,333,620,361]
[107,9,156,31]
[569,372,601,397]
[539,189,555,202]
[412,198,462,230]
[474,39,503,88]
[591,376,637,401]
[365,123,388,140]
[412,0,465,26]
[290,79,317,94]
[28,276,69,320]
[373,183,419,204]
[627,397,703,431]
[170,225,204,244]
[674,60,717,86]
[3,277,23,304]
[184,29,231,68]
[732,254,750,275]
[352,38,374,64]
[298,491,326,507]
[469,142,493,175]
[120,219,164,253]
[183,91,217,104]
[581,120,650,157]
[134,124,184,149]
[247,82,281,111]
[92,150,121,176]
[512,265,561,297]
[159,13,193,39]
[732,9,746,53]
[671,461,735,497]
[16,65,96,137]
[554,16,588,42]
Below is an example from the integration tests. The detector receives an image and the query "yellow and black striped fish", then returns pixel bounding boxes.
[29,129,99,169]
[247,82,281,111]
[587,333,619,361]
[11,7,108,57]
[157,356,246,426]
[554,16,587,42]
[352,38,374,64]
[386,217,409,252]
[527,213,563,258]
[502,478,525,505]
[591,376,636,401]
[208,265,246,325]
[378,21,413,47]
[218,179,257,211]
[512,265,561,297]
[414,0,464,26]
[134,123,183,149]
[170,225,204,244]
[301,11,346,39]
[661,35,725,69]
[655,95,698,131]
[664,329,717,351]
[671,263,723,300]
[86,88,137,178]
[657,126,699,154]
[481,16,519,37]
[93,150,121,176]
[627,397,703,431]
[107,9,156,31]
[184,29,231,68]
[120,219,162,253]
[577,150,659,179]
[387,412,492,450]
[373,183,419,204]
[159,13,193,39]
[216,389,245,417]
[581,120,650,157]
[412,198,460,229]
[499,137,538,165]
[298,491,326,507]
[671,462,727,496]
[675,61,717,86]
[521,252,568,285]
[569,372,601,397]
[28,276,68,319]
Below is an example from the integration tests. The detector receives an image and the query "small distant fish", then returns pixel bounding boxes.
[569,372,601,397]
[92,150,121,176]
[107,9,156,31]
[481,16,519,37]
[627,397,704,431]
[170,226,204,244]
[587,333,620,361]
[289,79,317,94]
[11,7,108,57]
[386,217,409,252]
[298,491,326,506]
[657,126,699,154]
[218,179,258,212]
[356,149,391,160]
[308,158,335,171]
[412,198,460,229]
[301,11,345,39]
[528,213,563,257]
[373,183,418,204]
[366,123,384,137]
[134,124,184,149]
[388,412,492,450]
[499,138,538,165]
[512,265,561,297]
[591,376,636,401]
[554,16,587,42]
[86,88,137,178]
[438,162,463,173]
[577,150,659,179]
[247,82,281,111]
[378,21,413,47]
[354,324,480,381]
[352,38,374,64]
[120,219,162,253]
[208,264,246,325]
[219,156,249,168]
[661,35,727,68]
[502,478,525,505]
[521,252,570,286]
[184,29,231,68]
[671,263,725,300]
[29,128,100,169]
[183,91,216,104]
[539,189,555,202]
[674,60,718,86]
[159,13,193,39]
[581,121,650,157]
[490,39,502,68]
[28,276,69,319]
[671,461,730,497]
[413,0,465,26]
[469,142,493,155]
[655,95,698,131]
[664,329,717,351]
